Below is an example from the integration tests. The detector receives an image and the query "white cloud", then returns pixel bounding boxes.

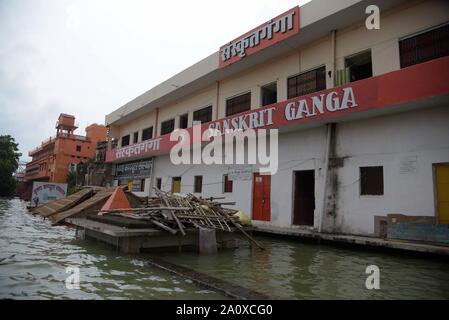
[0,0,311,161]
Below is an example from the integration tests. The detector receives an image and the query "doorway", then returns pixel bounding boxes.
[293,170,315,226]
[252,173,271,221]
[172,177,181,193]
[435,164,449,224]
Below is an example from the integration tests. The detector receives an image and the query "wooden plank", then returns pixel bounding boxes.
[32,188,93,217]
[49,189,114,225]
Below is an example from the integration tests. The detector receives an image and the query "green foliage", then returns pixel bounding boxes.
[68,185,82,196]
[0,135,21,197]
[67,170,76,189]
[67,170,80,195]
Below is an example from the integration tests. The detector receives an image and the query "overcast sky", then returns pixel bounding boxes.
[0,0,311,162]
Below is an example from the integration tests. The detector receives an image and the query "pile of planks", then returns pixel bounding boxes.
[99,188,263,249]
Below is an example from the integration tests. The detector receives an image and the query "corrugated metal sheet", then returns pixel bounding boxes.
[32,188,94,217]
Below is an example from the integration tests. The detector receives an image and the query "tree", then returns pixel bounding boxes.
[0,135,21,197]
[67,170,78,195]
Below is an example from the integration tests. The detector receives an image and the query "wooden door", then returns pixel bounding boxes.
[172,177,181,193]
[293,170,315,226]
[435,164,449,224]
[252,173,271,221]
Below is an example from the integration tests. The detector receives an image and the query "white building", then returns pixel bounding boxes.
[105,0,449,238]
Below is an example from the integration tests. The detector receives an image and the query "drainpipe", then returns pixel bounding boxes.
[154,108,159,137]
[215,81,220,120]
[330,30,336,88]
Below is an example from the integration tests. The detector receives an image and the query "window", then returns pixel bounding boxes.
[261,82,277,106]
[76,145,81,152]
[360,166,384,195]
[133,131,139,144]
[223,175,233,193]
[345,50,373,82]
[399,23,449,68]
[193,105,213,123]
[194,176,203,193]
[142,127,153,141]
[140,179,145,192]
[179,113,188,129]
[287,66,326,99]
[172,177,181,193]
[160,119,175,135]
[121,135,130,147]
[226,92,251,116]
[156,178,162,190]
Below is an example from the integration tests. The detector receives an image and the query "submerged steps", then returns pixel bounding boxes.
[145,256,272,300]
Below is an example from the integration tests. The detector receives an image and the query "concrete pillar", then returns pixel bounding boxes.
[198,227,217,254]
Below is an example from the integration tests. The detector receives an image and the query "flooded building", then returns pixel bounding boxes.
[104,0,449,238]
[25,113,108,184]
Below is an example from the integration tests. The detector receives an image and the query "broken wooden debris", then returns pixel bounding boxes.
[101,188,264,250]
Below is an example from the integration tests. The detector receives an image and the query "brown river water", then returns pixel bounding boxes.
[1,198,448,299]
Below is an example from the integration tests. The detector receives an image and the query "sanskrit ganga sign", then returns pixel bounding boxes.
[219,6,299,68]
[105,56,449,162]
[114,138,162,159]
[207,87,357,134]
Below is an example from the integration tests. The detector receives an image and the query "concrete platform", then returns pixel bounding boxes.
[66,217,240,254]
[253,225,449,257]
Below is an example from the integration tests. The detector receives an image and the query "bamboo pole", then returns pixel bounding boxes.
[229,219,264,250]
[154,188,186,236]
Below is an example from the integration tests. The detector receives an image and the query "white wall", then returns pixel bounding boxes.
[152,155,253,216]
[148,105,449,236]
[333,105,449,235]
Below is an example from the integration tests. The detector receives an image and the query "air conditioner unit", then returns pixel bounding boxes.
[335,68,350,86]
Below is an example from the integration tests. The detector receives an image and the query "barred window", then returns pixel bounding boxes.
[287,66,326,99]
[399,23,449,68]
[142,127,153,141]
[193,106,212,123]
[160,119,175,135]
[121,135,130,147]
[226,92,251,117]
[360,166,384,196]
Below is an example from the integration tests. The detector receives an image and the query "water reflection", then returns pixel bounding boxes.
[160,238,449,299]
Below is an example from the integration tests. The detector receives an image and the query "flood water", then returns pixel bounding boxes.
[1,198,449,300]
[0,198,225,299]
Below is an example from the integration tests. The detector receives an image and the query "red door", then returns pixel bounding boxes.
[252,173,271,221]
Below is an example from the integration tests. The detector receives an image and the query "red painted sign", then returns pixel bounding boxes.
[219,6,300,68]
[106,56,449,163]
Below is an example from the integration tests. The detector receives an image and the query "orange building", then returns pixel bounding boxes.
[25,114,107,183]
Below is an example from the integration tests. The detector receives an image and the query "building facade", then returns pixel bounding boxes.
[25,113,108,184]
[104,0,449,237]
